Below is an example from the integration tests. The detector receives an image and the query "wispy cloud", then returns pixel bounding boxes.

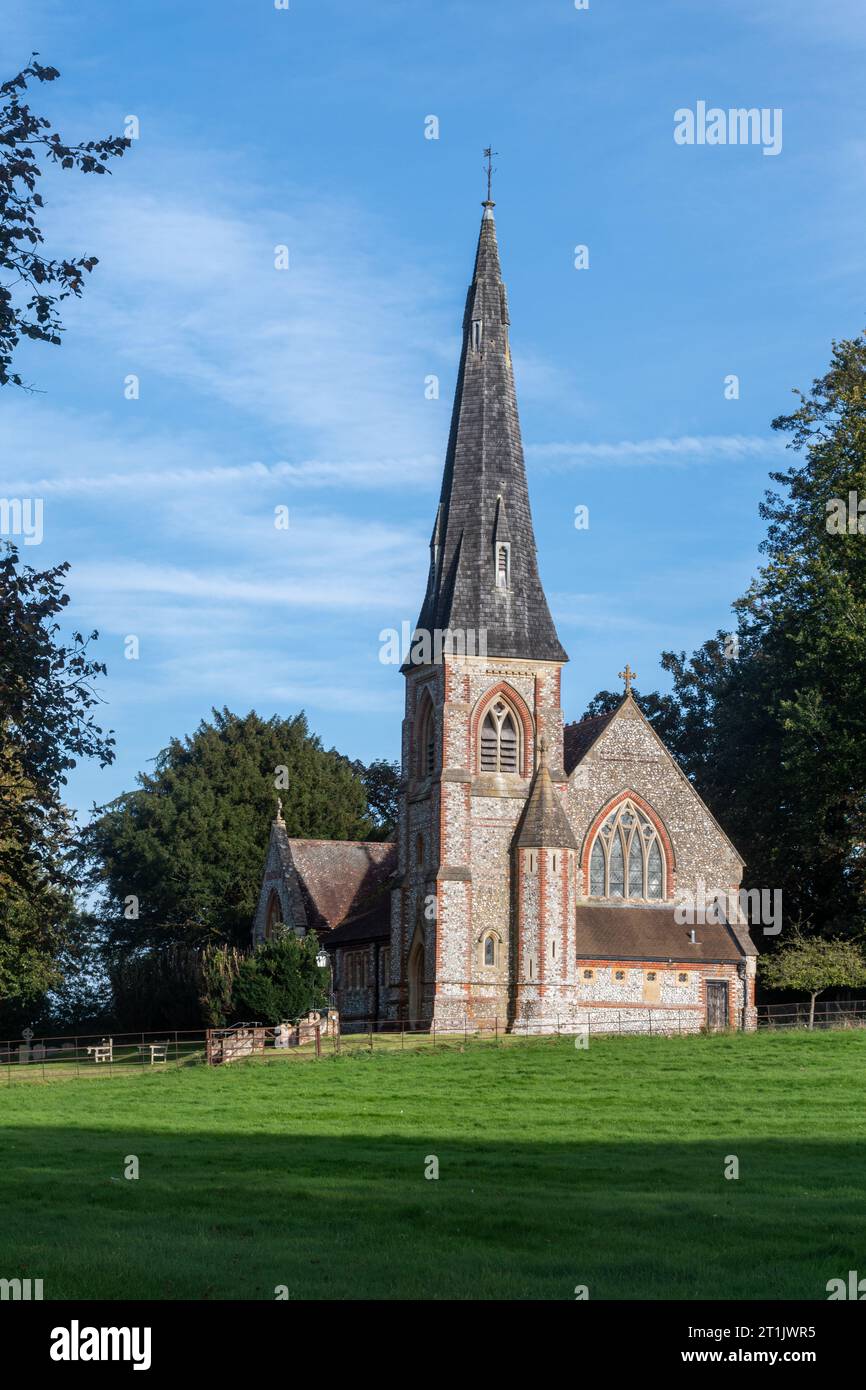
[550,591,669,635]
[49,180,449,473]
[730,0,866,46]
[528,434,785,470]
[70,547,420,616]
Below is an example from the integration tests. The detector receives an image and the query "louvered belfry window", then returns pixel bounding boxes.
[496,544,509,588]
[416,693,435,777]
[480,698,519,773]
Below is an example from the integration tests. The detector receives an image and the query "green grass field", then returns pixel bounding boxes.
[1,1030,864,1300]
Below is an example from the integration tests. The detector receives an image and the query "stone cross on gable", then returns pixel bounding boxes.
[618,663,637,694]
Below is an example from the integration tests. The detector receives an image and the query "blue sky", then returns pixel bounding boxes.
[3,0,865,821]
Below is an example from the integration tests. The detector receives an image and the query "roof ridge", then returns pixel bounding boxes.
[564,710,615,729]
[286,837,395,849]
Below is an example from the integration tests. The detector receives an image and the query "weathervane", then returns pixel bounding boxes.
[483,145,498,204]
[618,663,637,694]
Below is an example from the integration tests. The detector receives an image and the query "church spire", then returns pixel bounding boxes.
[514,751,578,851]
[414,189,567,664]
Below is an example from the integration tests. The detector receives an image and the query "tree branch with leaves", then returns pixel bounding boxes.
[0,53,130,388]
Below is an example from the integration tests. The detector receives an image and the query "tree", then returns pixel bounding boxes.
[0,544,114,1025]
[1,54,130,388]
[109,944,218,1033]
[0,544,115,888]
[760,932,866,1028]
[582,332,866,944]
[231,930,329,1025]
[578,686,686,755]
[83,708,374,951]
[0,888,69,1034]
[350,756,400,838]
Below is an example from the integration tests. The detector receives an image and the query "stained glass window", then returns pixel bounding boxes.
[590,840,605,894]
[586,798,666,900]
[609,836,624,896]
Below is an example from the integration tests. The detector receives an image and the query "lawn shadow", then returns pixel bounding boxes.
[1,1123,864,1301]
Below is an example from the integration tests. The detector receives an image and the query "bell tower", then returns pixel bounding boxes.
[385,174,572,1029]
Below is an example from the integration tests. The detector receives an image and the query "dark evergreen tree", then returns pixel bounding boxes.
[231,931,328,1025]
[350,756,400,838]
[83,708,374,950]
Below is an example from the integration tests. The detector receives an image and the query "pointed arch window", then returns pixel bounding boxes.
[416,692,435,778]
[265,890,284,939]
[479,697,519,773]
[587,799,666,900]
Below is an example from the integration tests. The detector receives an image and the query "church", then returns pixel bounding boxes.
[253,193,757,1034]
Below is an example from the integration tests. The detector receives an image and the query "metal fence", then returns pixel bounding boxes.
[3,1001,864,1087]
[0,1013,699,1085]
[756,999,866,1030]
[0,1028,210,1085]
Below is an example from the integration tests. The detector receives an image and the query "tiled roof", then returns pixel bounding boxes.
[323,894,391,948]
[563,711,616,773]
[287,838,395,934]
[573,904,757,962]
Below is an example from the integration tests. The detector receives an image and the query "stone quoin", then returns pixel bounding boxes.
[252,191,757,1034]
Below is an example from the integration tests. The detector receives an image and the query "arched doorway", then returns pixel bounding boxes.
[407,935,425,1030]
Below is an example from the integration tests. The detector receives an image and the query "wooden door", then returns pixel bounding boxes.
[706,980,729,1031]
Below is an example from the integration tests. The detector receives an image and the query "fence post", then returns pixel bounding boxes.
[315,1025,321,1059]
[432,1019,436,1051]
[369,1021,373,1054]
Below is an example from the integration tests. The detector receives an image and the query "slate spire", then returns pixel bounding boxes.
[415,201,567,663]
[514,738,578,850]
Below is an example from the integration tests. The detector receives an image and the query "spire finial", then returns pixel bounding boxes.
[538,733,548,766]
[483,145,498,206]
[275,796,284,822]
[618,663,637,694]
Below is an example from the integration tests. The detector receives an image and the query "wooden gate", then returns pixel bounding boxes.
[206,1025,266,1065]
[706,980,729,1031]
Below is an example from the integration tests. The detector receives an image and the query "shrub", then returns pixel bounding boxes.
[231,931,328,1024]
